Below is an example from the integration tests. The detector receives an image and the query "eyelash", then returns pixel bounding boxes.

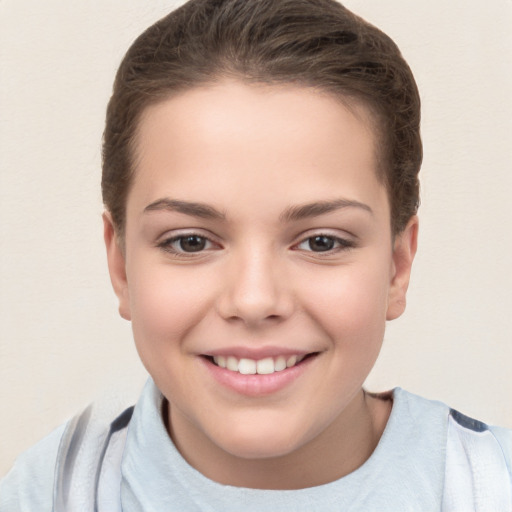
[157,233,218,257]
[294,234,355,255]
[157,232,355,257]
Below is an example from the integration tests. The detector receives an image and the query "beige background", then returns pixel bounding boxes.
[1,0,511,476]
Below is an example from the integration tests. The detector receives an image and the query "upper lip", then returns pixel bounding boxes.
[200,346,318,360]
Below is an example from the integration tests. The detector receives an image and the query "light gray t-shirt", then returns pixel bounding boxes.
[1,379,511,511]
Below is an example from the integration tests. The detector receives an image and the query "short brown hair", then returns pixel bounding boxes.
[102,0,422,236]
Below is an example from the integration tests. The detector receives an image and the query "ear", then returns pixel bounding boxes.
[103,212,131,321]
[386,216,418,321]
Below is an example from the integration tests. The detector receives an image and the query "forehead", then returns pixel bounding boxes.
[128,80,388,220]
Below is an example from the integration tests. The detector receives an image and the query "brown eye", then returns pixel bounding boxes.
[178,235,207,252]
[158,232,220,257]
[308,235,335,252]
[295,234,354,254]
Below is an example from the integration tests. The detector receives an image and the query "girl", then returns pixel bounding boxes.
[2,1,511,509]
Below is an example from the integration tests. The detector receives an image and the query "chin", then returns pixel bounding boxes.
[213,423,308,460]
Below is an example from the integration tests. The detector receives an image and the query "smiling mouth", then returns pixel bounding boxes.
[204,353,318,375]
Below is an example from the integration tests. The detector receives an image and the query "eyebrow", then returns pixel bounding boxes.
[279,199,373,222]
[143,198,226,220]
[143,197,372,222]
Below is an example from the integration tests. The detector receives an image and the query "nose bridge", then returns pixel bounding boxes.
[219,241,292,324]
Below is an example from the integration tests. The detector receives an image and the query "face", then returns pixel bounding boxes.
[105,80,417,482]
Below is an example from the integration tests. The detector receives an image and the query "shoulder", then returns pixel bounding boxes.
[0,422,66,512]
[443,407,512,509]
[390,387,450,430]
[394,388,512,468]
[0,398,134,512]
[447,407,512,466]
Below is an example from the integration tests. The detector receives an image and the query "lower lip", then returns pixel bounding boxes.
[200,356,316,397]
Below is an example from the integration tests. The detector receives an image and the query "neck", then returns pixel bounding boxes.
[165,390,392,489]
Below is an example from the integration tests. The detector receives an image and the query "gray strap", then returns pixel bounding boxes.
[53,404,133,512]
[442,411,512,511]
[96,407,134,512]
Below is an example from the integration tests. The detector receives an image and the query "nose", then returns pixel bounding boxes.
[216,245,294,327]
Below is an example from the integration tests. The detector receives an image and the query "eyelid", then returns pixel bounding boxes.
[156,229,222,255]
[156,227,219,243]
[291,230,356,253]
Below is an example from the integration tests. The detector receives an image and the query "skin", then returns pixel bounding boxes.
[104,79,418,489]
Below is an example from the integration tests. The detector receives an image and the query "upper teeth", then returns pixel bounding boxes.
[212,355,305,375]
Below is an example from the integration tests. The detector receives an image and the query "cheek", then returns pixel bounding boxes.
[300,263,390,346]
[127,261,214,354]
